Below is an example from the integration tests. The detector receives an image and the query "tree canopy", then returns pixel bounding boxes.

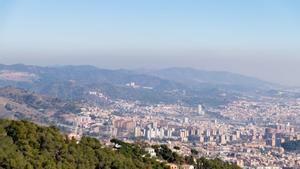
[0,120,166,169]
[0,120,241,169]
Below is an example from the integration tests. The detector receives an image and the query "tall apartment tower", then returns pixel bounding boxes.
[198,104,205,115]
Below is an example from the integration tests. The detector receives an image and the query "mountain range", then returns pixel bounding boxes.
[0,64,281,106]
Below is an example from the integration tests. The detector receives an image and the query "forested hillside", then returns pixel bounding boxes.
[0,120,241,169]
[0,120,166,169]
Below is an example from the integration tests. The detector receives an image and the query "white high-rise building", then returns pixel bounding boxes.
[167,128,174,138]
[205,129,211,137]
[198,104,205,115]
[134,127,142,137]
[146,128,152,140]
[184,117,189,123]
[158,128,165,139]
[219,135,227,145]
[152,122,158,129]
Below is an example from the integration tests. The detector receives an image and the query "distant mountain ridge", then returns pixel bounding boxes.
[0,64,183,90]
[0,64,275,88]
[145,67,276,90]
[0,64,280,106]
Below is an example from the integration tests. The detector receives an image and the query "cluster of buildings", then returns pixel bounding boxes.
[218,98,300,129]
[65,91,300,168]
[133,121,241,145]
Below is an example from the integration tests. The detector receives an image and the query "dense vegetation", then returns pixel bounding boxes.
[152,145,241,169]
[0,119,241,169]
[195,158,241,169]
[282,140,300,152]
[153,145,185,164]
[0,120,167,169]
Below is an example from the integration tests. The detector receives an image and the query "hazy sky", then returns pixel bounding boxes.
[0,0,300,86]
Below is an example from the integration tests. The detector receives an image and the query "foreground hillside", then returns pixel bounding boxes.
[0,120,167,169]
[0,120,241,169]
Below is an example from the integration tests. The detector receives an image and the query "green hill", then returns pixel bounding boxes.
[0,120,241,169]
[0,120,167,169]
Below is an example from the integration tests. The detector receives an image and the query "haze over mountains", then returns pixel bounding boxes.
[0,64,284,106]
[145,67,276,90]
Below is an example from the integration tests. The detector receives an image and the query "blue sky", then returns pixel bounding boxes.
[0,0,300,85]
